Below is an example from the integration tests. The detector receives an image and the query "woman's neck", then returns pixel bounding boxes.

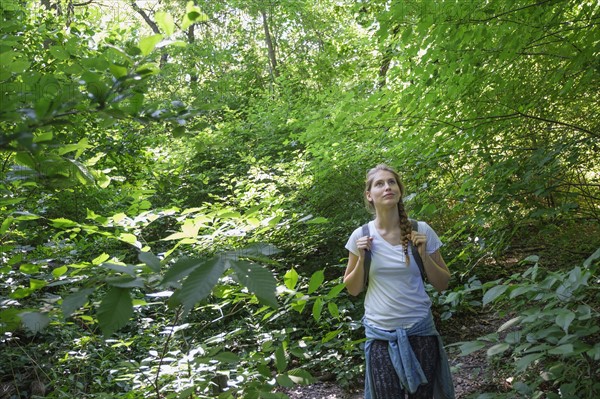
[374,207,400,231]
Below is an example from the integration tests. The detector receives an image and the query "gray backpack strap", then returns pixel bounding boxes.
[409,219,426,281]
[361,223,371,288]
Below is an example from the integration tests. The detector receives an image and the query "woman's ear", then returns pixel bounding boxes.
[365,191,373,202]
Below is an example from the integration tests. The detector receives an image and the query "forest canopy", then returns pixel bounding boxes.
[1,0,599,398]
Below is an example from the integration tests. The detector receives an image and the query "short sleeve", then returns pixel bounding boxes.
[419,221,443,254]
[345,225,364,256]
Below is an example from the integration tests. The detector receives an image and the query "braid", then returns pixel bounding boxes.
[397,199,412,258]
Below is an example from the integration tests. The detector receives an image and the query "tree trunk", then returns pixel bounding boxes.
[130,1,168,66]
[261,9,279,80]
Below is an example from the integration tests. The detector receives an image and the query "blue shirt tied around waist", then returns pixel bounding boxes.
[363,312,455,399]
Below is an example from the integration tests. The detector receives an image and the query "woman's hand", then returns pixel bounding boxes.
[356,236,373,257]
[410,231,427,257]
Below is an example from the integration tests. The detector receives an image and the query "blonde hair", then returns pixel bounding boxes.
[364,164,412,257]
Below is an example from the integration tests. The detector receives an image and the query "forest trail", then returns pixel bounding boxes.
[280,311,504,399]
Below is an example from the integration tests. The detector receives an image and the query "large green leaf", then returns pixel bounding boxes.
[458,340,486,356]
[97,287,133,336]
[138,34,163,56]
[555,309,576,333]
[168,257,225,312]
[138,251,161,273]
[155,12,174,36]
[312,297,323,322]
[275,344,287,373]
[62,288,94,318]
[487,343,510,357]
[516,352,544,373]
[230,260,278,309]
[161,256,207,286]
[283,268,299,290]
[307,270,324,294]
[19,312,50,333]
[483,284,509,306]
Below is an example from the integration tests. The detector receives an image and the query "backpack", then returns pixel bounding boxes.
[361,219,425,288]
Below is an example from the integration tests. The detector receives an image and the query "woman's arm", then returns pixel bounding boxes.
[344,234,372,296]
[344,252,366,296]
[420,250,450,292]
[411,230,451,292]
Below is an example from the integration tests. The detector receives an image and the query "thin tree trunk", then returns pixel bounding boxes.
[261,9,279,80]
[130,1,168,66]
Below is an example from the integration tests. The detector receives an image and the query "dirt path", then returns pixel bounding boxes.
[280,312,502,398]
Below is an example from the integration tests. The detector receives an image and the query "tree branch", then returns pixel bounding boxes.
[469,0,555,23]
[130,1,160,34]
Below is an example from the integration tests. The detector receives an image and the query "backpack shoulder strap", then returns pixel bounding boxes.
[409,219,426,281]
[361,223,371,288]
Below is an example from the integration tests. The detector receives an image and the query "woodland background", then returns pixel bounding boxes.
[1,0,599,398]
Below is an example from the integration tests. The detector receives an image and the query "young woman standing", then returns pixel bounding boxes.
[344,164,455,399]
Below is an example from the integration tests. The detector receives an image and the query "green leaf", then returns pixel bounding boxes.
[283,268,299,290]
[498,316,522,331]
[118,233,138,246]
[287,368,315,384]
[516,352,545,373]
[138,251,161,272]
[548,344,574,355]
[52,265,68,278]
[109,63,128,79]
[275,374,294,389]
[458,340,486,356]
[57,138,91,157]
[325,283,346,300]
[13,211,40,221]
[214,351,239,363]
[102,263,136,277]
[583,247,600,268]
[303,216,328,224]
[587,343,600,361]
[161,257,205,285]
[322,329,341,343]
[312,297,323,322]
[555,309,576,333]
[136,62,160,75]
[182,1,209,30]
[97,287,133,336]
[19,312,50,333]
[230,260,278,309]
[19,263,39,274]
[169,257,224,312]
[275,344,287,373]
[487,343,510,356]
[327,302,339,318]
[307,270,324,294]
[0,217,14,234]
[483,284,509,306]
[105,276,145,288]
[138,34,163,56]
[70,159,95,184]
[49,218,79,228]
[92,253,110,265]
[62,288,94,318]
[155,12,175,36]
[30,279,47,290]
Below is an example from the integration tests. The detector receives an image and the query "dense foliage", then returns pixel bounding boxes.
[1,0,598,398]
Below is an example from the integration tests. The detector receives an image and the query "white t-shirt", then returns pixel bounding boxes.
[345,220,443,330]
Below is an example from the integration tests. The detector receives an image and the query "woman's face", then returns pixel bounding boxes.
[366,170,401,207]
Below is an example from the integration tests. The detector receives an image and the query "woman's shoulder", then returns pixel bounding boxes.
[350,221,372,237]
[415,220,433,231]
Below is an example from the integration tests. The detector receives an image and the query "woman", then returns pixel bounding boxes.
[344,164,455,399]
